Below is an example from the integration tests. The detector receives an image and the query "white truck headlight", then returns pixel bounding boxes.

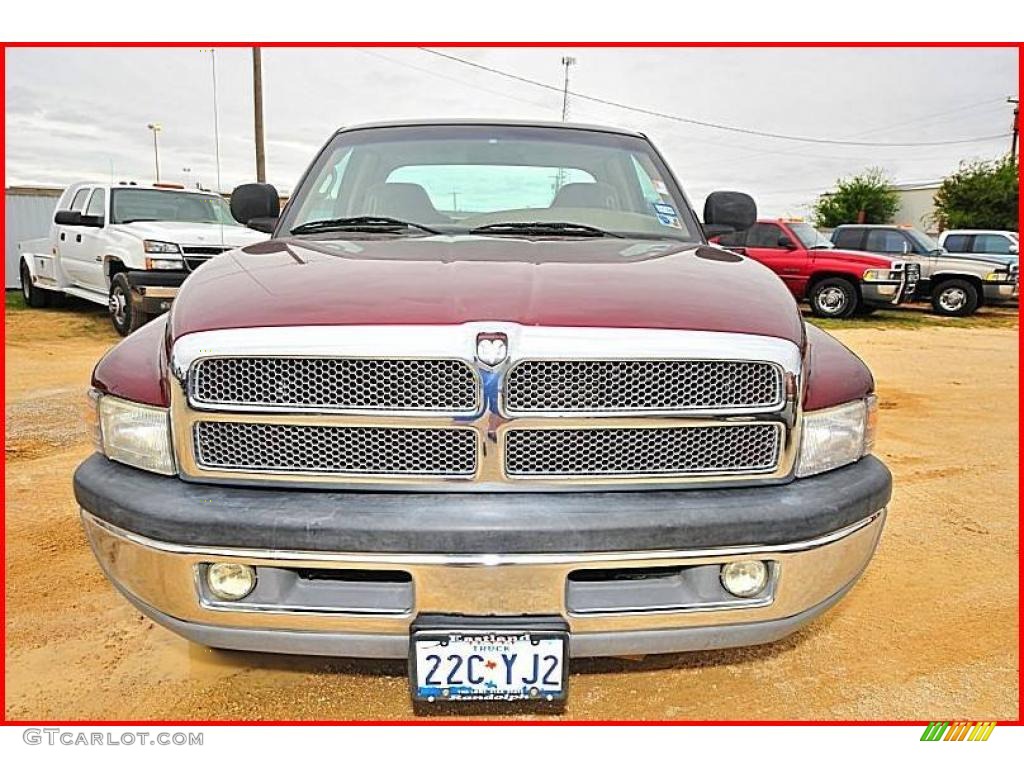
[145,257,184,270]
[143,239,181,254]
[796,396,878,478]
[143,241,184,270]
[96,393,175,475]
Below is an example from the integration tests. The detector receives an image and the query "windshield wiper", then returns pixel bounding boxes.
[290,216,440,235]
[469,221,622,238]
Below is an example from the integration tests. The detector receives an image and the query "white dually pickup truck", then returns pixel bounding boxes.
[18,182,269,335]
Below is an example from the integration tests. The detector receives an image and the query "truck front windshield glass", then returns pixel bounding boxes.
[906,229,943,253]
[788,222,833,249]
[282,125,701,242]
[110,189,237,226]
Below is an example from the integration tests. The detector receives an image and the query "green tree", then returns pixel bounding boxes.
[933,157,1019,231]
[812,169,899,228]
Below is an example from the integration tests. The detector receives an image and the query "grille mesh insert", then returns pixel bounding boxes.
[190,357,478,412]
[194,422,477,476]
[504,424,781,477]
[506,360,783,413]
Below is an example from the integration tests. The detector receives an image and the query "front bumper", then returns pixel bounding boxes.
[125,270,188,314]
[983,280,1019,304]
[861,281,905,306]
[75,454,891,659]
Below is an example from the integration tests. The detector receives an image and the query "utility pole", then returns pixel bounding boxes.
[253,47,267,183]
[1009,96,1019,161]
[201,48,223,193]
[560,56,576,122]
[147,123,162,182]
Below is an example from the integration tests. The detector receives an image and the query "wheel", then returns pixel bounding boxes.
[809,277,859,318]
[930,279,979,317]
[108,273,149,336]
[20,260,51,308]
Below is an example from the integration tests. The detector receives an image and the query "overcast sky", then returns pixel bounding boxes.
[4,46,1017,217]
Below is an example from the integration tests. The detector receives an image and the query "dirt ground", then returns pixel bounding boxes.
[4,296,1019,721]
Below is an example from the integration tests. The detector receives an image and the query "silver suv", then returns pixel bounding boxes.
[832,224,1018,316]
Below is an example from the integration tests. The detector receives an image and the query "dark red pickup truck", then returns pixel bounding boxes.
[74,121,890,708]
[714,219,919,318]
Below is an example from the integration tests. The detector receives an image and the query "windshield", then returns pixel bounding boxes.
[788,222,833,249]
[905,229,943,253]
[110,188,238,226]
[280,125,701,241]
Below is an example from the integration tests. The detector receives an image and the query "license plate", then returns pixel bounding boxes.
[411,628,568,703]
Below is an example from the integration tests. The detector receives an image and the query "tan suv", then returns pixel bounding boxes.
[832,224,1019,316]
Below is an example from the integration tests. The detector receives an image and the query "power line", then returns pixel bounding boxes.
[356,49,561,112]
[846,96,1007,138]
[419,48,1011,149]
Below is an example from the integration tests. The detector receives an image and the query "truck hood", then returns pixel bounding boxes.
[109,220,268,248]
[825,248,903,267]
[168,235,806,346]
[936,252,1016,270]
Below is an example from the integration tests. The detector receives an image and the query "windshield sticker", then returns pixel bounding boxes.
[652,202,682,229]
[652,179,669,196]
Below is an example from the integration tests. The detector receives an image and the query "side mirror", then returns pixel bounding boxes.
[230,183,280,234]
[703,191,757,234]
[1009,243,1019,255]
[54,210,82,226]
[778,234,797,249]
[80,214,104,228]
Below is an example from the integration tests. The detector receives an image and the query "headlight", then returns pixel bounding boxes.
[95,393,175,475]
[984,270,1009,282]
[796,396,877,478]
[862,268,898,281]
[145,257,184,270]
[143,239,181,254]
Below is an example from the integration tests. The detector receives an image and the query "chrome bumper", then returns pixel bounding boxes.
[82,508,885,658]
[861,282,903,305]
[984,282,1019,302]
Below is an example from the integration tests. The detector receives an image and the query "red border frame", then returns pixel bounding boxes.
[1,41,1020,727]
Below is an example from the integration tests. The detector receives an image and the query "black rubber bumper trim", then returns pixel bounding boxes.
[125,270,188,289]
[74,454,891,554]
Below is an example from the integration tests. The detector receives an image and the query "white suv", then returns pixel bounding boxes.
[939,230,1019,266]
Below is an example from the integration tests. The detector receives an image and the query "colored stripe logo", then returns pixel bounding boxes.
[920,722,996,741]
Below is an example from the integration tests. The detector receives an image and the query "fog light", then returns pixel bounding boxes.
[206,563,256,601]
[720,560,768,598]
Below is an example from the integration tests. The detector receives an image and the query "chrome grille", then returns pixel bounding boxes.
[506,360,783,413]
[182,246,232,272]
[194,422,477,476]
[190,357,479,413]
[504,424,781,477]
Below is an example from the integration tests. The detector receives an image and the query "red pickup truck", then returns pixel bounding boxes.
[714,219,919,318]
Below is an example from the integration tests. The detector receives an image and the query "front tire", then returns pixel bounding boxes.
[109,273,148,336]
[20,260,51,308]
[810,277,859,318]
[931,279,979,317]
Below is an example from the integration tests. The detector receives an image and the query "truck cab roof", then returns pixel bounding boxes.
[334,118,647,139]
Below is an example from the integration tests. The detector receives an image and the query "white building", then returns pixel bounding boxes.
[5,186,63,289]
[891,180,942,236]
